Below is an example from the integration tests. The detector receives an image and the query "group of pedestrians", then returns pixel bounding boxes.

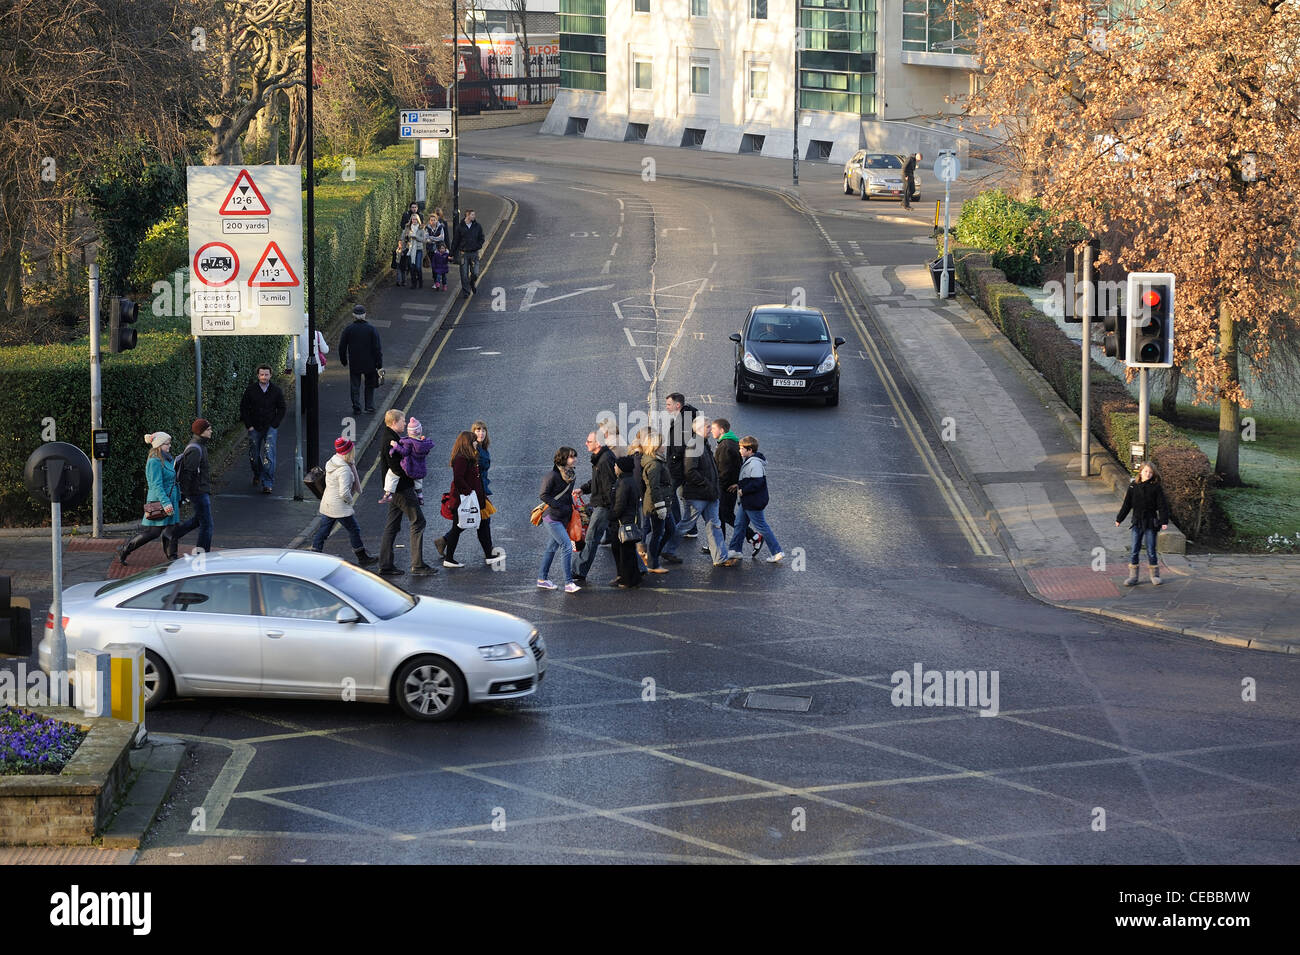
[393,203,484,299]
[535,395,786,592]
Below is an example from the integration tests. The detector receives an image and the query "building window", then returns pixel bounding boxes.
[635,0,650,11]
[798,0,877,115]
[749,67,768,99]
[690,64,710,95]
[634,60,652,90]
[690,0,708,17]
[901,0,974,55]
[750,0,767,18]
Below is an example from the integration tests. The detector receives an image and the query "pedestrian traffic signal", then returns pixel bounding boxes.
[108,296,139,353]
[1125,273,1175,368]
[1102,305,1126,361]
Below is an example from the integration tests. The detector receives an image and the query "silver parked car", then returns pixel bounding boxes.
[842,151,921,202]
[37,549,546,721]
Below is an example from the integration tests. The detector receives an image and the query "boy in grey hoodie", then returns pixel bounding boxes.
[726,435,785,562]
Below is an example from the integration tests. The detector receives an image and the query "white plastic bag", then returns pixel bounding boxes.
[457,490,481,529]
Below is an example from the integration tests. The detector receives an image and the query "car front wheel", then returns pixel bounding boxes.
[860,182,869,201]
[394,655,466,721]
[843,176,853,195]
[143,650,172,709]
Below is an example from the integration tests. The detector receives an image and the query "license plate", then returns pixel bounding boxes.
[772,378,805,388]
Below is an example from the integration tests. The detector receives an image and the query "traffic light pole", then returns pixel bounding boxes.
[88,264,104,538]
[1138,368,1149,447]
[1080,243,1093,477]
[303,0,320,473]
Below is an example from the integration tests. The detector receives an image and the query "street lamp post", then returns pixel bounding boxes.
[303,0,320,472]
[452,0,461,236]
[792,18,800,187]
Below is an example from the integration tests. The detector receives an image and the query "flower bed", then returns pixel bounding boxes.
[0,706,87,775]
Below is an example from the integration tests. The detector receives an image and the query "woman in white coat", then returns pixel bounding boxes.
[311,437,378,565]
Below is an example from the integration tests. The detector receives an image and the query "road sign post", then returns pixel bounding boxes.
[933,151,961,299]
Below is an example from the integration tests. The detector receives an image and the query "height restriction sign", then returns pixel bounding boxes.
[186,165,304,335]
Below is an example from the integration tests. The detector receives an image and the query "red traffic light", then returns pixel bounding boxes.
[1143,289,1162,308]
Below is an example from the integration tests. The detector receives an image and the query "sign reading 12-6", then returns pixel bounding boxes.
[186,165,304,336]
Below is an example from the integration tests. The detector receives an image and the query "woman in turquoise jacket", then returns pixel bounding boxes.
[117,432,182,564]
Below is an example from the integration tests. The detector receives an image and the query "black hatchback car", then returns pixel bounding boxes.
[730,305,845,406]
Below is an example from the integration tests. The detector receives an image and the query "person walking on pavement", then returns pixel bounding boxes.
[116,432,182,565]
[338,304,384,415]
[470,420,503,566]
[312,437,378,565]
[239,364,286,494]
[663,392,699,540]
[665,415,734,566]
[1116,462,1171,586]
[434,431,496,568]
[726,435,785,563]
[610,455,644,589]
[640,431,675,574]
[378,409,438,578]
[712,418,742,538]
[400,201,420,229]
[537,446,581,592]
[171,419,214,555]
[571,430,616,584]
[903,152,921,210]
[403,213,426,289]
[455,208,485,297]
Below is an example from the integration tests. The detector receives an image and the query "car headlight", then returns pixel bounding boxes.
[816,352,837,375]
[478,642,526,661]
[743,351,764,373]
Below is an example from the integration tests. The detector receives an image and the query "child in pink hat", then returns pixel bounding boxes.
[386,416,435,504]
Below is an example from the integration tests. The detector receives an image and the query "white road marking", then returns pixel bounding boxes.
[522,283,616,311]
[624,327,636,347]
[609,242,618,256]
[402,313,430,321]
[480,351,502,356]
[636,357,652,381]
[456,346,481,351]
[401,302,438,312]
[369,319,392,328]
[601,260,611,273]
[615,226,623,238]
[567,186,609,195]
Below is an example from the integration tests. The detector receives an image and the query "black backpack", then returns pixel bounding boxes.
[304,465,327,500]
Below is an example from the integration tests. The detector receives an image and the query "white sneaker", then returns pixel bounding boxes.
[536,579,557,590]
[486,552,506,566]
[765,552,785,563]
[727,550,744,560]
[443,558,464,568]
[564,582,581,593]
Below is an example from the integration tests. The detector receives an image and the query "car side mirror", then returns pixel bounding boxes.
[336,608,363,625]
[834,337,846,347]
[729,333,742,343]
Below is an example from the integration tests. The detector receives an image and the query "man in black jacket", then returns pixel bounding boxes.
[377,408,437,578]
[663,415,735,566]
[172,419,214,553]
[663,392,699,540]
[572,431,616,583]
[903,152,921,209]
[338,304,384,414]
[455,209,485,297]
[239,365,286,494]
[711,418,742,535]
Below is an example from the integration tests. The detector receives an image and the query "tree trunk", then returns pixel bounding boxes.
[287,85,307,166]
[1215,300,1242,486]
[1161,364,1181,421]
[0,171,23,317]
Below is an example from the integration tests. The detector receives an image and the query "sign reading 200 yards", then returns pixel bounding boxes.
[186,165,304,335]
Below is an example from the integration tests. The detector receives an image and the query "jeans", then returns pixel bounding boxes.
[539,517,574,584]
[379,488,428,570]
[644,511,672,568]
[666,498,724,563]
[1129,526,1158,565]
[171,493,213,553]
[408,249,423,287]
[459,250,480,291]
[730,505,783,557]
[248,427,277,490]
[573,505,610,578]
[313,513,365,552]
[349,370,376,413]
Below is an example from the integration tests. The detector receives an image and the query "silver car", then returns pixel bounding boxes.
[842,151,921,202]
[37,549,546,721]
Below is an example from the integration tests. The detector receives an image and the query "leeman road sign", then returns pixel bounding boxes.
[186,165,305,335]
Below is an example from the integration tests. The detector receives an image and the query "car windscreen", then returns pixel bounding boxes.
[864,155,902,169]
[750,313,830,344]
[94,564,173,598]
[322,566,416,620]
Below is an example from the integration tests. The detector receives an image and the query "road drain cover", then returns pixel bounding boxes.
[743,693,812,712]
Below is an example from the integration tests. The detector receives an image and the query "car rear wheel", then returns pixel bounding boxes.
[143,650,172,709]
[394,655,466,721]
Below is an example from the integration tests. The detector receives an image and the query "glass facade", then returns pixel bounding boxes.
[902,0,975,56]
[559,0,607,91]
[800,0,877,115]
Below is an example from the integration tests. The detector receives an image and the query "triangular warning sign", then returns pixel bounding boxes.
[219,169,272,215]
[247,241,300,287]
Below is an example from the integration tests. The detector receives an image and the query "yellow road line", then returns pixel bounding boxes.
[830,270,994,557]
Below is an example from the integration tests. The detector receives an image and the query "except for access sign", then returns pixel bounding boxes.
[187,165,304,335]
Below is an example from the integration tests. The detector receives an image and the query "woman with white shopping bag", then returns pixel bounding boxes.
[434,431,494,569]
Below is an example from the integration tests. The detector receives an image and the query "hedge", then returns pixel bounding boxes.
[950,243,1219,539]
[1,144,442,527]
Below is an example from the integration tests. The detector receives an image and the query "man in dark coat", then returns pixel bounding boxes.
[454,209,485,297]
[663,415,734,566]
[172,418,214,553]
[377,408,436,577]
[711,418,742,535]
[239,364,286,494]
[663,392,699,539]
[902,152,921,209]
[338,304,384,414]
[572,431,616,583]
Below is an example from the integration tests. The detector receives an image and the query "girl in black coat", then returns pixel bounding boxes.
[610,455,644,589]
[1115,462,1171,585]
[537,447,579,591]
